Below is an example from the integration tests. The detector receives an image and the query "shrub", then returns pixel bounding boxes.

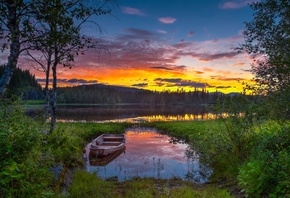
[0,99,54,197]
[238,121,290,197]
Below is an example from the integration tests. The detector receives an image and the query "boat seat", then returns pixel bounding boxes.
[99,142,122,146]
[103,137,124,141]
[97,143,124,149]
[102,141,121,144]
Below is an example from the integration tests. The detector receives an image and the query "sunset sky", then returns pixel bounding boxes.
[2,0,257,93]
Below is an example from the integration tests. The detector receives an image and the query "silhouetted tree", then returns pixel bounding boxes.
[240,0,290,119]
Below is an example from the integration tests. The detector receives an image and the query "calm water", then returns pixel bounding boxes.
[56,104,216,122]
[84,127,212,183]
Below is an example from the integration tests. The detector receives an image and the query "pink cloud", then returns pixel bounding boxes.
[221,0,258,9]
[158,17,176,24]
[121,7,144,16]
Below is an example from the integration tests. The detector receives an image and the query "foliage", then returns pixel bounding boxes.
[0,65,44,100]
[239,0,290,121]
[0,98,128,197]
[238,121,290,197]
[236,2,290,195]
[150,95,257,182]
[0,99,54,197]
[26,0,118,132]
[0,0,33,96]
[240,0,290,93]
[48,122,128,168]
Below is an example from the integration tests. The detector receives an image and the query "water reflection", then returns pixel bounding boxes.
[85,127,212,183]
[56,105,216,122]
[89,146,126,166]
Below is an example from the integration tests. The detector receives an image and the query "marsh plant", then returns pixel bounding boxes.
[0,98,54,197]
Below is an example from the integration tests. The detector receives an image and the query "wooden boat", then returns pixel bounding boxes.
[89,146,126,166]
[89,134,126,156]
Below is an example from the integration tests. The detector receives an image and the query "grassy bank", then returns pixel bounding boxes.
[67,171,232,198]
[1,101,289,197]
[0,101,233,197]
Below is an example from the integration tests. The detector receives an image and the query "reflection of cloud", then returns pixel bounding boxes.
[121,7,144,16]
[155,78,209,88]
[158,17,176,24]
[125,129,187,163]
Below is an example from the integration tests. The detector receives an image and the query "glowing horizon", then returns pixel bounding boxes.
[31,34,254,94]
[0,0,257,94]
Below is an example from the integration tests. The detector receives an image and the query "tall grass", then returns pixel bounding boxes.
[0,99,54,197]
[2,96,289,197]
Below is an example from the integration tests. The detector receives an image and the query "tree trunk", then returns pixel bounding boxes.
[0,13,20,97]
[44,56,52,124]
[49,61,57,133]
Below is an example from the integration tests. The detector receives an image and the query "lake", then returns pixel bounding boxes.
[56,104,216,122]
[84,127,212,183]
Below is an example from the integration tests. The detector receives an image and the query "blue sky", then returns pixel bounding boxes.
[64,0,256,93]
[1,0,258,93]
[95,0,255,41]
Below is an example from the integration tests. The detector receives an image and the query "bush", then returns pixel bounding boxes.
[0,99,54,197]
[238,121,290,197]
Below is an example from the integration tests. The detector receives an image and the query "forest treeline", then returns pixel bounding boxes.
[2,65,254,105]
[0,66,44,100]
[1,65,247,105]
[57,84,236,105]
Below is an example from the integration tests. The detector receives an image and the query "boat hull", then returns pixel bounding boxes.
[89,134,126,156]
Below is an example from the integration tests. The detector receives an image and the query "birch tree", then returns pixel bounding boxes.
[26,0,117,132]
[0,1,35,97]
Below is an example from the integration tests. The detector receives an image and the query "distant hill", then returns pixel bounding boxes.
[57,83,220,105]
[78,83,148,93]
[0,66,44,100]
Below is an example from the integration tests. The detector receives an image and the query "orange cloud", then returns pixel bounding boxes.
[22,28,254,94]
[233,62,245,67]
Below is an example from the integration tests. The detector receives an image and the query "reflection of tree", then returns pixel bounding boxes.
[56,105,217,122]
[184,146,212,183]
